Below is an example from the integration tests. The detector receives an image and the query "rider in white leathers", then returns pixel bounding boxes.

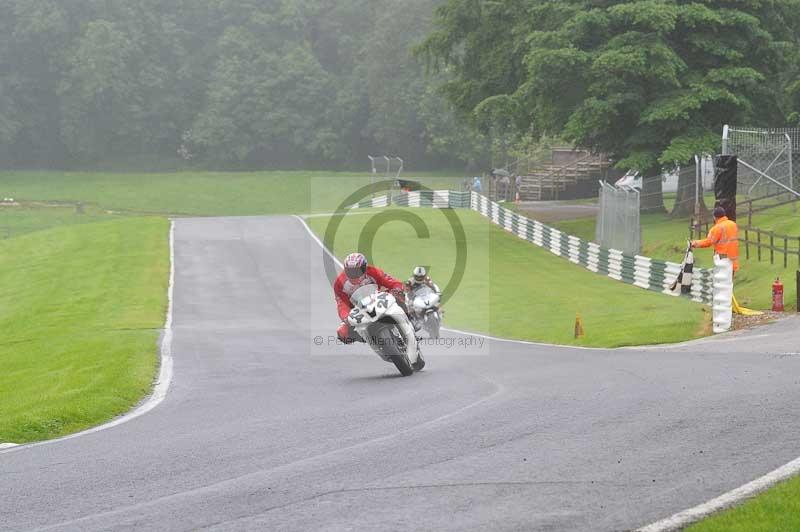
[405,266,441,326]
[405,266,441,295]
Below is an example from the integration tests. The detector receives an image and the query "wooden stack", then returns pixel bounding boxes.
[519,154,609,201]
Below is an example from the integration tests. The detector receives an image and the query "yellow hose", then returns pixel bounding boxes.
[732,295,764,316]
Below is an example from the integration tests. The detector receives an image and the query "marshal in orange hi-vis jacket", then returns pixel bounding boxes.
[691,207,739,272]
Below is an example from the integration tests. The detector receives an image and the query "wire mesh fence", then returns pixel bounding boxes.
[596,181,641,255]
[722,126,797,198]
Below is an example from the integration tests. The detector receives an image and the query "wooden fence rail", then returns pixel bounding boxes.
[739,191,799,226]
[689,220,800,268]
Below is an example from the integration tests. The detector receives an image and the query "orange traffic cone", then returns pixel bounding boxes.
[574,313,585,339]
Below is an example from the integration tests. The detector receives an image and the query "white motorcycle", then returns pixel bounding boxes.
[347,285,425,376]
[410,285,442,339]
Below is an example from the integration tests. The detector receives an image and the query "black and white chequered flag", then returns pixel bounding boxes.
[670,241,694,295]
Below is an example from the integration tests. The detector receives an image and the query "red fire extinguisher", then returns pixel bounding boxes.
[773,277,784,312]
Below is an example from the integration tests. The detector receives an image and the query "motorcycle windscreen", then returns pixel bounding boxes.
[349,284,379,307]
[412,286,436,298]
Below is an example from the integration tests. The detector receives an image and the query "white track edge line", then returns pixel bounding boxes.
[638,456,800,531]
[294,215,343,269]
[1,220,176,455]
[439,326,606,351]
[293,215,600,351]
[302,212,800,529]
[294,214,733,353]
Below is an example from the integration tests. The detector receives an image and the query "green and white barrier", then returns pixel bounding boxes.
[350,190,713,304]
[352,195,390,209]
[351,190,471,210]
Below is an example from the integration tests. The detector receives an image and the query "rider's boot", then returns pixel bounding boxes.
[412,342,425,371]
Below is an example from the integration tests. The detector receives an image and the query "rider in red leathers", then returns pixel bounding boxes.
[334,253,407,343]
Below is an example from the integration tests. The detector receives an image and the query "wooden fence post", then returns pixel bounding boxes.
[745,229,750,260]
[758,231,762,262]
[770,231,775,265]
[785,236,789,268]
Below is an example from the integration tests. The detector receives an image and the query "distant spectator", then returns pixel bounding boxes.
[500,175,510,201]
[472,176,482,193]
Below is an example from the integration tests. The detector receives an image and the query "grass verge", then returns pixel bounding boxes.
[0,203,119,239]
[553,201,800,311]
[0,171,464,216]
[686,475,800,532]
[306,208,709,347]
[0,217,169,443]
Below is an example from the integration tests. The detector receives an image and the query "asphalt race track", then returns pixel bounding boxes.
[2,216,800,532]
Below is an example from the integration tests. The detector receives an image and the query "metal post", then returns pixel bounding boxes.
[694,154,701,220]
[787,133,796,213]
[722,125,730,155]
[383,156,392,200]
[596,181,605,245]
[797,270,799,312]
[368,156,377,198]
[635,188,642,254]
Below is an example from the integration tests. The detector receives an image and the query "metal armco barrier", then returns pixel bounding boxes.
[350,190,714,304]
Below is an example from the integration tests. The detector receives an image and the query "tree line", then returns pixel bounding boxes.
[0,0,492,170]
[418,0,800,210]
[6,0,800,190]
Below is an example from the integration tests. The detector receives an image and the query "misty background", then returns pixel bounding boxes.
[0,0,491,171]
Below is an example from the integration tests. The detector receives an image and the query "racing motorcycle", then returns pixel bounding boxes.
[410,285,442,339]
[347,285,425,376]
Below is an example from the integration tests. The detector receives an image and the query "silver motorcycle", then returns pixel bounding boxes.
[409,285,442,339]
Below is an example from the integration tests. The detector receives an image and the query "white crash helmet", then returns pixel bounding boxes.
[413,266,427,282]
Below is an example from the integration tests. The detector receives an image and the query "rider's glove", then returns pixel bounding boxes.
[390,288,405,304]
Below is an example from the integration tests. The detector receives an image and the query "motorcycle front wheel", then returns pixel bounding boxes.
[373,323,414,377]
[426,313,440,339]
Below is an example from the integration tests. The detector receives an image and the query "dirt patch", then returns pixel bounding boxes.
[696,307,713,337]
[733,310,782,330]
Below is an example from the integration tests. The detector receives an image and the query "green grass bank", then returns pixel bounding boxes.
[686,475,800,532]
[552,201,800,311]
[0,217,169,443]
[307,208,709,348]
[0,171,464,216]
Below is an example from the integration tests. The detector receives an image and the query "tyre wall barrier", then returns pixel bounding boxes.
[349,190,712,304]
